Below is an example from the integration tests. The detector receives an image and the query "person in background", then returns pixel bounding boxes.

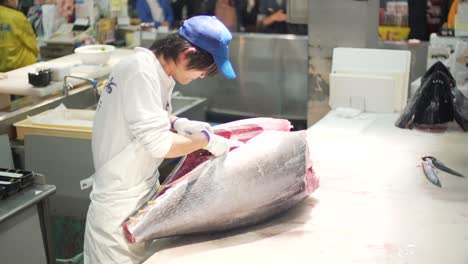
[137,0,174,27]
[170,0,188,24]
[407,0,428,40]
[83,15,242,263]
[407,0,453,40]
[213,0,244,32]
[171,0,246,30]
[170,0,211,24]
[0,0,39,72]
[170,0,222,21]
[17,0,33,15]
[55,0,74,19]
[242,0,259,32]
[256,0,288,34]
[427,0,452,36]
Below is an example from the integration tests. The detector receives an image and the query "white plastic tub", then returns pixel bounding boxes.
[74,44,115,65]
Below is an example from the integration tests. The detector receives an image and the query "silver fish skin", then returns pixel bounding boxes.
[123,130,318,243]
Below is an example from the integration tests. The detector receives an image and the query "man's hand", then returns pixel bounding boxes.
[270,9,287,23]
[172,118,213,136]
[262,9,288,27]
[202,131,244,157]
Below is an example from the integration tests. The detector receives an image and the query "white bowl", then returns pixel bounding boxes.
[74,44,115,65]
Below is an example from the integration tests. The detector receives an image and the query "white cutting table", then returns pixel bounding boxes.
[145,111,468,264]
[0,48,135,97]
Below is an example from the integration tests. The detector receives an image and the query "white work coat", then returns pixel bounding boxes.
[84,47,175,263]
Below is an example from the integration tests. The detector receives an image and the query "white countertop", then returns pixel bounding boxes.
[144,111,468,264]
[0,48,135,97]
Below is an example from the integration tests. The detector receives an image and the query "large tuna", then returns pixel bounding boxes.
[123,118,319,243]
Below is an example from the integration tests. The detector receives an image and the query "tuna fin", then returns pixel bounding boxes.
[425,156,465,177]
[422,158,442,188]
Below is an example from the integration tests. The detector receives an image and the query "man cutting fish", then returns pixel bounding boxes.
[83,16,242,263]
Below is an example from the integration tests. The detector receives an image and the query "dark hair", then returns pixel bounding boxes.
[149,33,218,77]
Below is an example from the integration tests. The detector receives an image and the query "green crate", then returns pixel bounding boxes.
[53,215,85,264]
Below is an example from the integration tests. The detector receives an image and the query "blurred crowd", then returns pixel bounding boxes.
[131,0,307,34]
[0,0,305,72]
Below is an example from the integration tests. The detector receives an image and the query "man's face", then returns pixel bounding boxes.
[171,51,209,85]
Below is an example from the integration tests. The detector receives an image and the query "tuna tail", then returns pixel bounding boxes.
[422,157,442,188]
[424,156,465,178]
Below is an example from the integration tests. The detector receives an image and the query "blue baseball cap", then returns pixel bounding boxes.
[179,16,236,79]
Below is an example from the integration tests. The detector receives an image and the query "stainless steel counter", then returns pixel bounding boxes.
[1,86,98,140]
[0,184,56,264]
[0,184,55,221]
[173,33,309,125]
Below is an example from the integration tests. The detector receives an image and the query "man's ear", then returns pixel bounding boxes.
[176,47,197,64]
[181,47,197,58]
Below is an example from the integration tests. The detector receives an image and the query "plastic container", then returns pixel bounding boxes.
[28,69,52,87]
[36,63,72,82]
[74,44,115,65]
[330,47,411,113]
[378,26,410,41]
[54,215,85,264]
[0,178,21,196]
[0,168,34,189]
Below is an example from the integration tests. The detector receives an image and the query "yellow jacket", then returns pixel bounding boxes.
[0,5,39,72]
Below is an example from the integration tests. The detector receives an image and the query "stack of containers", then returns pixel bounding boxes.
[329,48,411,113]
[385,1,408,27]
[379,1,409,41]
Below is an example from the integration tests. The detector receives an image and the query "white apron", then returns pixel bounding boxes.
[83,141,160,264]
[83,47,174,263]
